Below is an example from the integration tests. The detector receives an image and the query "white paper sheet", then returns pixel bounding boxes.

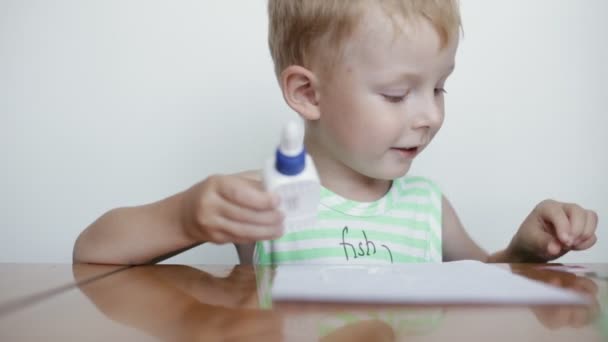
[270,260,588,305]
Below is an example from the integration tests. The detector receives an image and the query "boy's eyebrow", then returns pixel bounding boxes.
[383,71,421,85]
[384,64,455,85]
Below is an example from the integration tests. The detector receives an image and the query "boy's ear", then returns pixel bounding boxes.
[280,65,321,121]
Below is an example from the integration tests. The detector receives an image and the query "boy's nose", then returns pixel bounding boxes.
[410,96,443,129]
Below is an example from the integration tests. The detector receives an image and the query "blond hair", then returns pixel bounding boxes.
[268,0,461,78]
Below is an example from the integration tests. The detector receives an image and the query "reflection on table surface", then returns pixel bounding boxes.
[0,263,606,341]
[0,263,125,317]
[77,263,607,341]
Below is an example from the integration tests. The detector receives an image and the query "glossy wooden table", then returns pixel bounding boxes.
[0,263,606,341]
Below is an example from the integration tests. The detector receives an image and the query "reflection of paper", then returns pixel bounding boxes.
[539,264,593,274]
[271,260,588,305]
[539,264,608,281]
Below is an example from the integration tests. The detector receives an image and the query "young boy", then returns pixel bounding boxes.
[73,0,598,265]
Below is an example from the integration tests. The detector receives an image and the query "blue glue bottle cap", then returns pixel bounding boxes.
[275,121,306,176]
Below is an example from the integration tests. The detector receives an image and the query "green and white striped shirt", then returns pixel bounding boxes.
[255,176,442,264]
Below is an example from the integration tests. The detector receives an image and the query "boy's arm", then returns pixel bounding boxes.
[489,200,598,263]
[441,195,509,262]
[73,191,198,265]
[73,170,281,265]
[441,195,489,262]
[442,196,598,263]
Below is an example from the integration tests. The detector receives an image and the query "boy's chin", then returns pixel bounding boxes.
[371,163,412,181]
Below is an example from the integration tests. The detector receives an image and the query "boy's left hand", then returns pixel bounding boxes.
[505,200,598,262]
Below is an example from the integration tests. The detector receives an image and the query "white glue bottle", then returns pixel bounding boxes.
[263,120,321,231]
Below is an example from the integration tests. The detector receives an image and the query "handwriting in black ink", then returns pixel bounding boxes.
[381,244,393,263]
[340,226,393,263]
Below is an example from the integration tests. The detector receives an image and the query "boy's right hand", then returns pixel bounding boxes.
[180,174,284,244]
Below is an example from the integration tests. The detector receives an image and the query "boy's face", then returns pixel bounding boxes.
[310,6,458,182]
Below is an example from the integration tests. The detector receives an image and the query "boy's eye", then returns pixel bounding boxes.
[381,94,406,103]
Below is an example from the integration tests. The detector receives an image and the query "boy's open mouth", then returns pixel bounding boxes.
[391,146,420,158]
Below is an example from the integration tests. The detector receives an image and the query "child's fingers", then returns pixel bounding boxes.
[546,237,563,256]
[218,217,284,243]
[574,210,598,246]
[218,177,279,211]
[572,235,597,251]
[529,227,564,258]
[538,201,572,246]
[220,199,284,226]
[563,203,588,247]
[203,216,282,244]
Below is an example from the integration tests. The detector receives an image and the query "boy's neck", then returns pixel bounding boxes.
[305,136,392,203]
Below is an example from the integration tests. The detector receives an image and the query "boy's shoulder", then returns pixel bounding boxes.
[396,175,443,196]
[394,175,444,222]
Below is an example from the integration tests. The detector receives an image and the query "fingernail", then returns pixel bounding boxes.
[562,234,572,246]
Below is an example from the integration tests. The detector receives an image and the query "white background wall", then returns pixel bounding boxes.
[1,0,606,264]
